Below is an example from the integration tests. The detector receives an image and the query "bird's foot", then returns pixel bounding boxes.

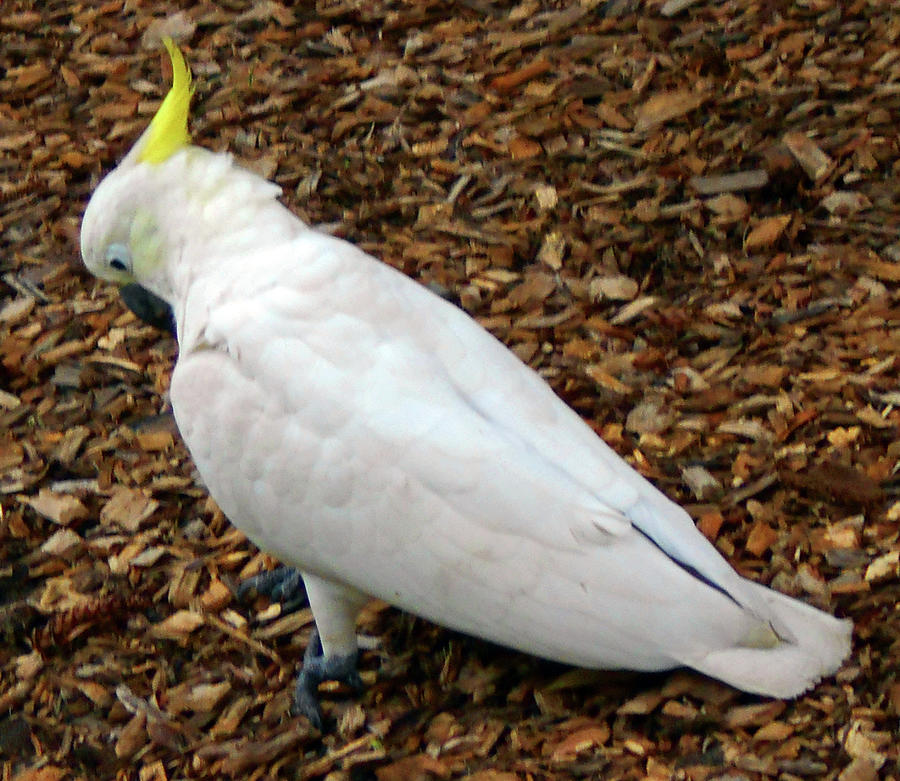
[237,566,308,613]
[293,628,362,730]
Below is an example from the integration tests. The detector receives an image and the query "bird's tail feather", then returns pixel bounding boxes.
[686,583,852,698]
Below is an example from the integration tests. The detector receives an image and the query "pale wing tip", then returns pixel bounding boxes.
[690,615,852,699]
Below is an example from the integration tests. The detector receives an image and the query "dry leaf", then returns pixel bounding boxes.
[375,754,450,781]
[626,401,671,435]
[15,651,43,681]
[7,63,52,88]
[201,578,233,610]
[744,214,792,251]
[697,512,724,541]
[634,90,705,131]
[753,721,794,742]
[783,131,833,181]
[135,430,174,451]
[115,712,148,759]
[166,681,231,713]
[681,465,722,500]
[610,296,657,324]
[706,193,751,222]
[821,190,871,215]
[550,725,610,761]
[617,691,664,715]
[533,183,558,211]
[40,528,83,555]
[864,551,899,581]
[490,58,551,93]
[536,231,565,269]
[138,760,169,781]
[151,610,205,640]
[838,758,881,781]
[725,701,787,729]
[745,522,778,556]
[26,489,88,525]
[590,275,638,301]
[508,137,542,160]
[100,486,159,531]
[411,138,449,157]
[12,768,67,781]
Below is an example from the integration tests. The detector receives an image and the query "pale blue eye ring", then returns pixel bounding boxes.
[106,243,132,273]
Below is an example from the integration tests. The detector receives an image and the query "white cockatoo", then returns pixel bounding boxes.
[81,41,851,727]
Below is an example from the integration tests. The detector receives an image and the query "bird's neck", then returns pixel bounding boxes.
[144,147,306,308]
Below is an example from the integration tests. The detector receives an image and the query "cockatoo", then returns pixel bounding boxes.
[80,40,851,727]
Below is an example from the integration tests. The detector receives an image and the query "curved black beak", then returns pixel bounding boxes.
[119,283,176,335]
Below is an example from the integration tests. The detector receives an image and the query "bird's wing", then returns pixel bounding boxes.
[183,230,761,611]
[357,248,764,597]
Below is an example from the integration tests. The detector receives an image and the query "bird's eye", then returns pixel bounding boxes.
[105,243,132,274]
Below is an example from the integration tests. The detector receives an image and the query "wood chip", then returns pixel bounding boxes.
[40,528,82,555]
[151,610,205,640]
[6,3,897,777]
[744,214,792,251]
[490,58,552,93]
[550,724,611,761]
[536,231,565,269]
[100,486,159,531]
[634,90,705,131]
[783,131,834,181]
[590,275,639,302]
[681,465,723,501]
[689,170,769,194]
[25,489,88,526]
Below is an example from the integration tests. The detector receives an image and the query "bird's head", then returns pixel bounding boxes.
[80,38,193,297]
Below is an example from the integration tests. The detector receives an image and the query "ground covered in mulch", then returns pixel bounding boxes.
[1,1,899,779]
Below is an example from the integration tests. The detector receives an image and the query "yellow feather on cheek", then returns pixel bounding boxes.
[139,37,192,164]
[129,208,164,275]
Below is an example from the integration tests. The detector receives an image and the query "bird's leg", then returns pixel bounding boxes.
[237,565,308,613]
[293,573,368,730]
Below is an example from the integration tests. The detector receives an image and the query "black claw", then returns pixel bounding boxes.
[293,664,325,730]
[292,628,362,730]
[238,566,308,613]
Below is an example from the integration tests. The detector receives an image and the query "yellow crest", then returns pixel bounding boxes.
[138,37,193,164]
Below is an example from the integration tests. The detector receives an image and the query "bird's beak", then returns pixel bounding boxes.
[120,283,175,334]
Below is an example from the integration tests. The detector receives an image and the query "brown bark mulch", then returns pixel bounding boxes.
[1,1,898,779]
